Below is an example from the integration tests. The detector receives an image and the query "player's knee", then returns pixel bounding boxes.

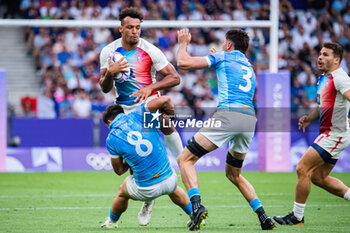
[310,173,324,186]
[296,163,308,178]
[177,149,196,166]
[225,166,240,185]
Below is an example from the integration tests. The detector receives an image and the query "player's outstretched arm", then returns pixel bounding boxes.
[177,29,209,70]
[110,157,130,176]
[298,104,319,132]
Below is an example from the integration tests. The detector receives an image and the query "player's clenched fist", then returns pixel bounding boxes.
[177,28,191,45]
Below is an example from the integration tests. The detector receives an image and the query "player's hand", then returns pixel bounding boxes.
[108,56,129,76]
[177,28,191,45]
[298,115,311,133]
[130,86,153,103]
[209,48,218,54]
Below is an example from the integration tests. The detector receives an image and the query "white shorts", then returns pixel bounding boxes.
[199,111,257,154]
[313,132,350,160]
[126,172,178,202]
[120,94,159,115]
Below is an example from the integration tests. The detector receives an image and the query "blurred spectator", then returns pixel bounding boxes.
[332,0,348,13]
[39,0,57,19]
[37,89,56,118]
[166,89,184,106]
[58,91,73,118]
[91,92,108,116]
[72,89,91,118]
[20,96,36,118]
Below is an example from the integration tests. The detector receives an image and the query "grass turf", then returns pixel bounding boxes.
[1,171,350,232]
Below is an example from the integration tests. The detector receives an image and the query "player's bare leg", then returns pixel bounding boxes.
[225,150,257,201]
[310,163,349,197]
[169,186,191,208]
[177,133,217,230]
[111,181,130,215]
[295,147,325,203]
[225,150,275,230]
[177,147,200,190]
[102,180,130,228]
[178,133,217,191]
[274,147,324,225]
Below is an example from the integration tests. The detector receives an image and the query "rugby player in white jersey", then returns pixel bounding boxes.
[274,42,350,225]
[99,7,183,226]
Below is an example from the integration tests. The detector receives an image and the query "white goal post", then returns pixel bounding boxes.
[0,0,279,72]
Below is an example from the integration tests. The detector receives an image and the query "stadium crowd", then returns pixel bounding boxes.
[2,0,350,118]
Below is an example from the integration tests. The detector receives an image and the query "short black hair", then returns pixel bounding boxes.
[119,7,143,23]
[225,29,250,54]
[323,42,343,63]
[102,104,124,125]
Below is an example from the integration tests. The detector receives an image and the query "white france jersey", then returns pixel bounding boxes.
[205,50,256,116]
[316,67,350,134]
[100,38,169,105]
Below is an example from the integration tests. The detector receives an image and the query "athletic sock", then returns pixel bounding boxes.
[344,189,350,201]
[293,202,305,221]
[109,209,121,222]
[182,202,193,215]
[188,188,201,213]
[164,131,183,158]
[249,198,262,212]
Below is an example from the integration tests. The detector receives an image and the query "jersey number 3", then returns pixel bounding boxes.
[127,131,153,157]
[239,65,252,92]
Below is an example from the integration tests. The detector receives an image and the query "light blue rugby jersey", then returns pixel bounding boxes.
[105,104,173,187]
[206,50,256,115]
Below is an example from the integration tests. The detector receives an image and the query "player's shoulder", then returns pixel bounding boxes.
[101,38,122,55]
[332,67,349,79]
[138,38,162,53]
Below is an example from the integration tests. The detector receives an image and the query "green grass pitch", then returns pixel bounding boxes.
[1,171,350,232]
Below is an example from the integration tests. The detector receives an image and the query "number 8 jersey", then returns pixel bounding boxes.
[106,104,173,187]
[205,50,256,113]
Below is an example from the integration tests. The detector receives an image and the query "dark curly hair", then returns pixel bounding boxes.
[225,29,250,54]
[119,7,144,24]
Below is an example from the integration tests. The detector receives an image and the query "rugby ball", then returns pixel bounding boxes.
[111,52,130,83]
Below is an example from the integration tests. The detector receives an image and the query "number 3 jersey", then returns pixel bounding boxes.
[105,104,173,187]
[205,50,256,116]
[100,38,169,105]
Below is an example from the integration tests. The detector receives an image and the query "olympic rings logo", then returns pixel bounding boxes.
[86,153,113,171]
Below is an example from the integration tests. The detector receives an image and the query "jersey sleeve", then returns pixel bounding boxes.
[106,136,120,158]
[334,72,350,95]
[100,46,112,70]
[149,44,169,71]
[206,52,224,68]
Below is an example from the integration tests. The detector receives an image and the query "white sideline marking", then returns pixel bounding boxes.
[1,204,349,211]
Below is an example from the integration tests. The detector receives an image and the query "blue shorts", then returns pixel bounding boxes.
[311,143,337,165]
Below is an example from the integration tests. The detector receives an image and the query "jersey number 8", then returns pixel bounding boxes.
[127,131,153,157]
